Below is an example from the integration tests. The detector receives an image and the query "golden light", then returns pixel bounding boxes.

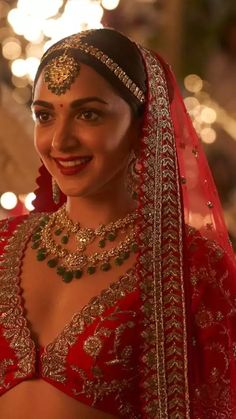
[6,0,106,85]
[25,57,40,80]
[17,0,63,19]
[0,192,18,210]
[2,37,22,60]
[26,43,44,59]
[11,58,27,77]
[23,24,43,43]
[12,75,29,88]
[184,74,203,93]
[101,0,120,10]
[24,192,36,211]
[200,106,217,124]
[42,18,60,38]
[200,127,217,144]
[63,0,104,31]
[184,96,200,111]
[7,8,27,35]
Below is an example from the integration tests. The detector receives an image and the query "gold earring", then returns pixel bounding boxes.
[52,178,60,204]
[126,150,141,200]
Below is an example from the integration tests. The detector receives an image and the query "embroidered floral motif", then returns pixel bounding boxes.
[41,272,137,383]
[83,336,103,358]
[0,216,40,380]
[71,365,140,418]
[187,228,236,417]
[83,307,136,367]
[0,359,14,389]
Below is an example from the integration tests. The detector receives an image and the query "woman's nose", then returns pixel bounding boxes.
[51,119,78,151]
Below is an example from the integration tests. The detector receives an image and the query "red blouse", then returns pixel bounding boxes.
[0,215,142,418]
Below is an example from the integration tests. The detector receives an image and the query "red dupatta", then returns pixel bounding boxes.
[32,45,236,418]
[135,47,236,417]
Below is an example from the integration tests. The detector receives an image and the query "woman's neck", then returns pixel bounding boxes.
[65,187,136,229]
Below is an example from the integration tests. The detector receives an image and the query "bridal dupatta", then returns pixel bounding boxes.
[32,47,236,418]
[136,48,236,417]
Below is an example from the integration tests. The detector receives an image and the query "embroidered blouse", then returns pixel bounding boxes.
[0,215,142,418]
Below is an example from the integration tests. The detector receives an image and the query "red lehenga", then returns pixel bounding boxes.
[0,46,236,418]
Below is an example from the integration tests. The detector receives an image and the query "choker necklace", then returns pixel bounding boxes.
[31,205,139,283]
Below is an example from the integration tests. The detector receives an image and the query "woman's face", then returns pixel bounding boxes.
[32,62,140,199]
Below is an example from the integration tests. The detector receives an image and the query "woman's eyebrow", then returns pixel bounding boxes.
[31,100,54,109]
[31,97,108,110]
[70,97,108,108]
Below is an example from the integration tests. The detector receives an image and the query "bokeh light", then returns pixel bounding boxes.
[102,0,120,10]
[2,37,22,60]
[200,127,217,144]
[0,192,18,210]
[24,192,36,211]
[184,74,203,93]
[11,58,27,77]
[200,107,217,124]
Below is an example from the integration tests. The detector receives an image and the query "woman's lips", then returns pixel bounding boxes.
[54,156,93,175]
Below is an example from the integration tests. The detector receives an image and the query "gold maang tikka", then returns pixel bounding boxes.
[41,31,145,102]
[44,51,81,96]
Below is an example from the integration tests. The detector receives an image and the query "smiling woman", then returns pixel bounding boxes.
[0,28,236,419]
[32,63,139,202]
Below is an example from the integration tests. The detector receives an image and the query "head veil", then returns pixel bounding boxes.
[32,31,236,418]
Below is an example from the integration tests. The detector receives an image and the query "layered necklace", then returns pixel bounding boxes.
[31,204,139,283]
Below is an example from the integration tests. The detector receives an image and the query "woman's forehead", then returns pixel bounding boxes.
[34,62,118,101]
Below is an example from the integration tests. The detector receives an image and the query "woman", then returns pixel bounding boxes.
[0,28,236,419]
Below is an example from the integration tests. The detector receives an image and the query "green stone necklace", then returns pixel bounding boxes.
[32,205,139,283]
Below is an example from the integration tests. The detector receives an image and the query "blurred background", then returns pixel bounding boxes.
[0,0,236,248]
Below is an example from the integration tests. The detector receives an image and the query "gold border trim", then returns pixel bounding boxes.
[137,47,190,418]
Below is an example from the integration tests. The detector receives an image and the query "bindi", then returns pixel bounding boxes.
[59,104,63,108]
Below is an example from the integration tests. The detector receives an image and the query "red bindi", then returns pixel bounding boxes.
[59,104,63,107]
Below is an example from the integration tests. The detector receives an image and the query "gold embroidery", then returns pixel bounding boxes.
[71,365,139,418]
[137,47,190,418]
[41,271,137,383]
[0,359,14,389]
[0,215,41,379]
[187,228,236,416]
[0,219,10,234]
[83,336,103,358]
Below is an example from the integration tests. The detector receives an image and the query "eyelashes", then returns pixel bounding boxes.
[32,108,103,124]
[33,110,52,123]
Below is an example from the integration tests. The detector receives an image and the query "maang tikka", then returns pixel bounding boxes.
[39,32,145,102]
[52,178,60,204]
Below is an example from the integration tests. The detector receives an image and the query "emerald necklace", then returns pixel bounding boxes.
[31,205,139,283]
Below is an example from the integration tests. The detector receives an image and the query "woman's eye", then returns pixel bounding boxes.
[79,110,100,121]
[33,111,52,123]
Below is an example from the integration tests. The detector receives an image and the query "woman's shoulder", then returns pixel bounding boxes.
[0,212,46,240]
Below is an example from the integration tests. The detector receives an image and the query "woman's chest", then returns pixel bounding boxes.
[20,244,138,348]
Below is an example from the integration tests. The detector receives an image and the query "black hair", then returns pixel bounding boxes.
[34,28,147,117]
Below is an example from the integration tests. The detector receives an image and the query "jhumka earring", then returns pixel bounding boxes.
[52,178,60,204]
[126,150,142,200]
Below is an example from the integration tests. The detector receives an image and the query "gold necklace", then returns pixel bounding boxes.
[31,206,139,283]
